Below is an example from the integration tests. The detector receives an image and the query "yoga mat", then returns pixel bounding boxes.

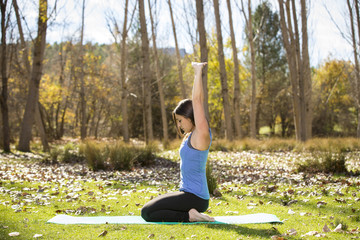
[47,213,282,225]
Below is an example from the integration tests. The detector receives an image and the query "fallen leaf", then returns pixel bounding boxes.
[333,224,342,232]
[271,235,284,240]
[148,233,155,238]
[225,211,239,214]
[301,231,319,237]
[323,224,331,232]
[33,234,43,238]
[288,209,295,214]
[98,230,108,237]
[317,201,327,208]
[287,228,297,236]
[213,189,222,197]
[9,232,20,237]
[335,198,346,203]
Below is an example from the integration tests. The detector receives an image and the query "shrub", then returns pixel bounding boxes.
[81,140,158,171]
[109,142,157,170]
[62,142,83,163]
[49,147,62,162]
[135,142,157,166]
[48,143,85,164]
[206,160,218,196]
[108,142,135,171]
[82,141,107,171]
[296,151,347,174]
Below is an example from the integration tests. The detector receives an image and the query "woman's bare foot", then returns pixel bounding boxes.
[188,208,215,222]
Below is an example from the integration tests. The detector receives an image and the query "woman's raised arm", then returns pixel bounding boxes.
[191,62,210,150]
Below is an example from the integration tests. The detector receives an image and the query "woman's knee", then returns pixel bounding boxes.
[141,206,151,221]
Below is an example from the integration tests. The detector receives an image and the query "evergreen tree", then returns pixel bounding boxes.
[251,1,290,136]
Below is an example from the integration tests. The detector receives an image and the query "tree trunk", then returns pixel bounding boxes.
[347,0,360,138]
[213,0,233,141]
[148,0,168,142]
[80,0,87,140]
[195,0,210,121]
[300,0,312,140]
[139,0,153,143]
[226,0,241,139]
[18,0,48,152]
[283,0,300,140]
[120,0,130,142]
[290,0,306,142]
[14,0,49,150]
[248,0,257,139]
[167,0,186,99]
[356,0,360,138]
[35,101,49,151]
[13,0,30,75]
[0,0,10,152]
[278,0,311,141]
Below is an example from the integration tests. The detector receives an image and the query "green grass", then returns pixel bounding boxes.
[1,146,360,239]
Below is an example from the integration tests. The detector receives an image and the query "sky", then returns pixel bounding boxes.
[17,0,353,67]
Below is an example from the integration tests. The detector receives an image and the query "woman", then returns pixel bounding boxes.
[141,62,214,222]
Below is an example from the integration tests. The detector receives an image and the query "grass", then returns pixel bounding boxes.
[211,137,360,153]
[1,176,358,239]
[1,138,360,239]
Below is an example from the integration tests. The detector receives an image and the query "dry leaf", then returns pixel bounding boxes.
[323,224,331,232]
[288,209,295,214]
[98,230,108,237]
[271,235,284,240]
[301,231,319,237]
[33,234,43,238]
[9,232,20,237]
[333,224,342,232]
[287,228,297,236]
[317,201,327,208]
[148,233,155,238]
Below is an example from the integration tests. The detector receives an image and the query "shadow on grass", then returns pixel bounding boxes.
[205,223,291,239]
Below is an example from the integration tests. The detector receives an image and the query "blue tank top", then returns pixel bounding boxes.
[179,129,212,200]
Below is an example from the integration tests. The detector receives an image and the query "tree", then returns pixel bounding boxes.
[313,59,356,136]
[195,0,210,121]
[252,1,288,136]
[226,0,242,138]
[240,0,257,138]
[346,0,360,137]
[119,0,131,142]
[13,0,49,151]
[148,0,168,142]
[0,0,10,152]
[79,0,87,140]
[278,0,312,141]
[167,0,186,99]
[17,0,48,152]
[139,0,153,143]
[213,0,233,141]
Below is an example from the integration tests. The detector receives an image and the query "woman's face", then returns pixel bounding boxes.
[175,114,194,135]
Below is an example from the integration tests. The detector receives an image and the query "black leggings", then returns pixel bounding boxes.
[141,191,209,222]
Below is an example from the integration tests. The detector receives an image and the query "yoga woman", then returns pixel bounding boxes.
[141,62,214,222]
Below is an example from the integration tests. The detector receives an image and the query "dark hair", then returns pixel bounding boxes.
[172,99,195,136]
